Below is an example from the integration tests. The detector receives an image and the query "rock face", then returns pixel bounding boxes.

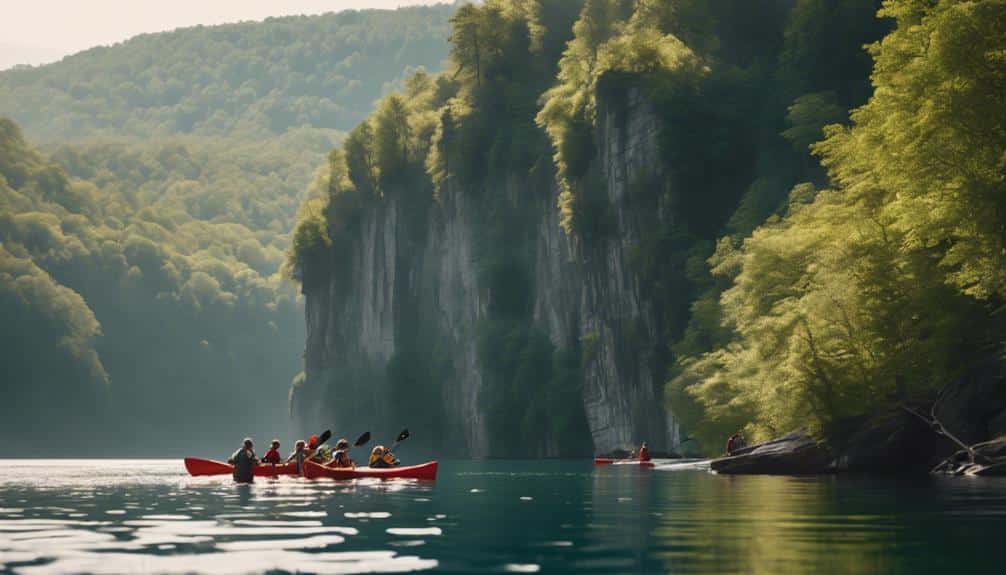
[834,406,959,474]
[292,87,680,457]
[934,356,1006,443]
[710,431,833,475]
[569,88,681,453]
[836,355,1006,475]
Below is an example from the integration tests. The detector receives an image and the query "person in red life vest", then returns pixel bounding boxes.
[262,439,282,464]
[638,442,651,462]
[304,434,321,461]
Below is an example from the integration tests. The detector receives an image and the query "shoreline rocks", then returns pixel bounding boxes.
[710,431,832,475]
[711,355,1006,476]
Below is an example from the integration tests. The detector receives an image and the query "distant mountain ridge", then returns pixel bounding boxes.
[0,4,454,142]
[0,42,66,71]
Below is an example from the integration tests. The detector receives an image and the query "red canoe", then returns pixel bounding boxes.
[184,457,299,477]
[302,459,438,480]
[594,458,655,468]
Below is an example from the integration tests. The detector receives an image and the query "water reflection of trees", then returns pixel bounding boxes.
[591,470,898,573]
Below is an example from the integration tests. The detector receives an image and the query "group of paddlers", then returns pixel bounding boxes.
[228,434,399,483]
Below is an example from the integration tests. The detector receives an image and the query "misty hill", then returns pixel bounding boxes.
[0,5,454,141]
[0,4,454,456]
[1,118,303,453]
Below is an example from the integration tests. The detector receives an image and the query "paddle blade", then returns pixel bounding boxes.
[354,431,371,447]
[396,429,410,443]
[319,430,332,445]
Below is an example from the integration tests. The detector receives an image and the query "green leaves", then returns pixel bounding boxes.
[0,6,454,141]
[781,92,846,152]
[0,118,308,449]
[671,0,1005,452]
[537,0,707,235]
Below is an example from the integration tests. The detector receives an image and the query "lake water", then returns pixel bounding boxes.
[1,459,1004,574]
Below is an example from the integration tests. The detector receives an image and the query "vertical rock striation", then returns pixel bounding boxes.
[295,87,680,456]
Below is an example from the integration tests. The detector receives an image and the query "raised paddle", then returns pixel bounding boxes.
[316,429,332,446]
[342,431,370,457]
[354,431,371,447]
[310,429,332,459]
[390,428,410,452]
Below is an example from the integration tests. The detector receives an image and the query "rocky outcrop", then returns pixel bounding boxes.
[933,356,1006,443]
[294,86,681,457]
[710,431,833,475]
[837,355,1006,475]
[714,355,1006,475]
[573,88,680,453]
[834,406,958,474]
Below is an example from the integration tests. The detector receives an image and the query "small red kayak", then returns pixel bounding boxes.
[303,459,438,480]
[594,458,655,467]
[184,457,299,477]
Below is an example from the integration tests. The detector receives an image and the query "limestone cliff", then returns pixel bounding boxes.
[292,87,680,457]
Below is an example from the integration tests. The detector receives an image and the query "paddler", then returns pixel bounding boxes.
[368,445,400,468]
[286,439,308,474]
[307,434,334,463]
[638,442,651,462]
[228,438,258,483]
[329,438,355,469]
[262,439,282,464]
[726,431,747,455]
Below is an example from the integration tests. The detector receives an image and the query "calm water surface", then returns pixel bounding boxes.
[1,459,1004,574]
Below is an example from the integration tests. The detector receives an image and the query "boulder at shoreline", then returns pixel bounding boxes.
[710,430,832,475]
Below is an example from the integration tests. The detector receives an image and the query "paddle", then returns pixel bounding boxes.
[331,431,371,468]
[303,429,332,462]
[354,431,371,447]
[390,428,410,452]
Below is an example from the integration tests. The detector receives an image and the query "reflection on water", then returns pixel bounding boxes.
[0,460,437,575]
[1,459,1005,574]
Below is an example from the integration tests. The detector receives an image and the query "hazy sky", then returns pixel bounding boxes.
[1,1,447,68]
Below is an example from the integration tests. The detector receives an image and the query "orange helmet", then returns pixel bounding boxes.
[308,435,320,449]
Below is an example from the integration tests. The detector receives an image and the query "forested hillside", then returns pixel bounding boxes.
[0,6,453,140]
[0,5,454,456]
[1,118,302,451]
[290,0,1005,456]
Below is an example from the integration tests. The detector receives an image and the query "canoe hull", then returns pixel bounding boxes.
[594,458,654,468]
[184,457,299,477]
[303,459,438,480]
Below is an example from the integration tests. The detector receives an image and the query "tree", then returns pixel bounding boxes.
[816,0,1006,300]
[374,95,414,186]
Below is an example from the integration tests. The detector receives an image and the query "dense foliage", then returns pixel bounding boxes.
[0,5,454,455]
[0,118,306,453]
[0,6,453,140]
[293,0,1003,456]
[669,0,1006,451]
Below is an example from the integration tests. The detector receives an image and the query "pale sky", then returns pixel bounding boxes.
[1,0,447,69]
